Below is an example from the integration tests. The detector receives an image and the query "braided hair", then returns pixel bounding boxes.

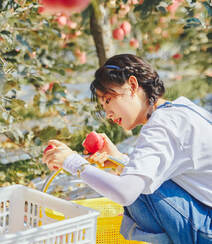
[90,54,165,106]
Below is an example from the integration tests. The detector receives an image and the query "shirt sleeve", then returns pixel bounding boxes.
[121,121,182,194]
[62,153,147,206]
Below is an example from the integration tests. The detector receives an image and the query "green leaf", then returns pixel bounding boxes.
[4,58,17,63]
[33,94,41,106]
[185,7,194,17]
[186,18,201,24]
[38,126,58,142]
[184,18,202,29]
[134,0,163,18]
[57,127,70,140]
[3,81,18,93]
[66,42,75,47]
[207,47,212,54]
[202,1,212,16]
[81,4,91,26]
[11,99,25,108]
[158,6,167,14]
[0,30,11,36]
[55,90,66,97]
[3,49,20,57]
[57,69,65,76]
[207,32,212,39]
[24,53,30,61]
[0,62,5,84]
[16,34,32,52]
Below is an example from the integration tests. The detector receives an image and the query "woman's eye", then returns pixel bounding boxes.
[106,98,111,104]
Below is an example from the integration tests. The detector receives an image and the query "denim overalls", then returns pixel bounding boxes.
[120,102,212,244]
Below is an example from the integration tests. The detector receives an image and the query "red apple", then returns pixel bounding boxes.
[83,131,104,154]
[120,21,131,36]
[129,0,138,4]
[205,71,212,77]
[154,27,162,34]
[56,14,68,26]
[110,15,118,26]
[148,46,154,52]
[40,0,91,15]
[44,144,54,154]
[40,82,55,93]
[29,51,36,58]
[159,17,166,24]
[61,33,66,39]
[118,3,130,17]
[38,6,45,14]
[67,19,77,29]
[155,43,160,52]
[75,49,86,64]
[113,27,125,41]
[162,31,169,38]
[167,0,180,15]
[130,38,139,48]
[172,53,182,59]
[78,51,86,64]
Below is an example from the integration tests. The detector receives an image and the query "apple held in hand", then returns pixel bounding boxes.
[44,144,54,154]
[83,131,104,154]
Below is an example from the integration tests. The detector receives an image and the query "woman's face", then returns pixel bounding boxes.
[96,76,150,130]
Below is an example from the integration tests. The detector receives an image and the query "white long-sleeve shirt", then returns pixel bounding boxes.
[64,96,212,207]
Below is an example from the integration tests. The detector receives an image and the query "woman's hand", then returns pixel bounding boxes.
[83,132,125,173]
[88,151,123,175]
[97,133,123,158]
[42,139,75,171]
[88,152,116,168]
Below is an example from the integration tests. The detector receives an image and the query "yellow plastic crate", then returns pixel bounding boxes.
[74,197,147,244]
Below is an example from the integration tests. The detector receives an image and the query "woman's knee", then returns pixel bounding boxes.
[125,196,166,234]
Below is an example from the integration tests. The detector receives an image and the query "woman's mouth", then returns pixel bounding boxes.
[114,118,122,125]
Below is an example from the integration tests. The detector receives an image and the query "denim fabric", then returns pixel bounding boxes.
[120,180,212,244]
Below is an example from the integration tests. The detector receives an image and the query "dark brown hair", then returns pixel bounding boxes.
[90,54,165,106]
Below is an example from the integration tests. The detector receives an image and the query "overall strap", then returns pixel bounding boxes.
[157,101,212,125]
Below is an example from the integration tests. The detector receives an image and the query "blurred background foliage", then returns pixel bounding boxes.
[0,0,211,187]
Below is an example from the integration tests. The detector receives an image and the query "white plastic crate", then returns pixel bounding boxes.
[0,184,99,244]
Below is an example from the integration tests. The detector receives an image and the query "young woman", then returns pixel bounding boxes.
[43,54,212,244]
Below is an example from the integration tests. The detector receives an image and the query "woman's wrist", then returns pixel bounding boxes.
[63,153,89,176]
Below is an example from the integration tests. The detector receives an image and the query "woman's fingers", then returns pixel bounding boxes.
[99,133,110,144]
[47,160,61,171]
[43,139,74,171]
[44,154,56,166]
[89,152,108,164]
[88,152,119,169]
[43,148,62,166]
[103,160,118,169]
[83,149,89,155]
[42,147,58,163]
[48,139,63,147]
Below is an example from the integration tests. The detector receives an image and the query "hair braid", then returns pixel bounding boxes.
[91,54,165,105]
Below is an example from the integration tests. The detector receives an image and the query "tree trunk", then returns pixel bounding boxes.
[90,3,114,67]
[0,59,6,93]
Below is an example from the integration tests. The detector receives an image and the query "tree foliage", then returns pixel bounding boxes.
[0,0,211,186]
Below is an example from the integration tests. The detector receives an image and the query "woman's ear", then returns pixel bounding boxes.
[128,75,139,95]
